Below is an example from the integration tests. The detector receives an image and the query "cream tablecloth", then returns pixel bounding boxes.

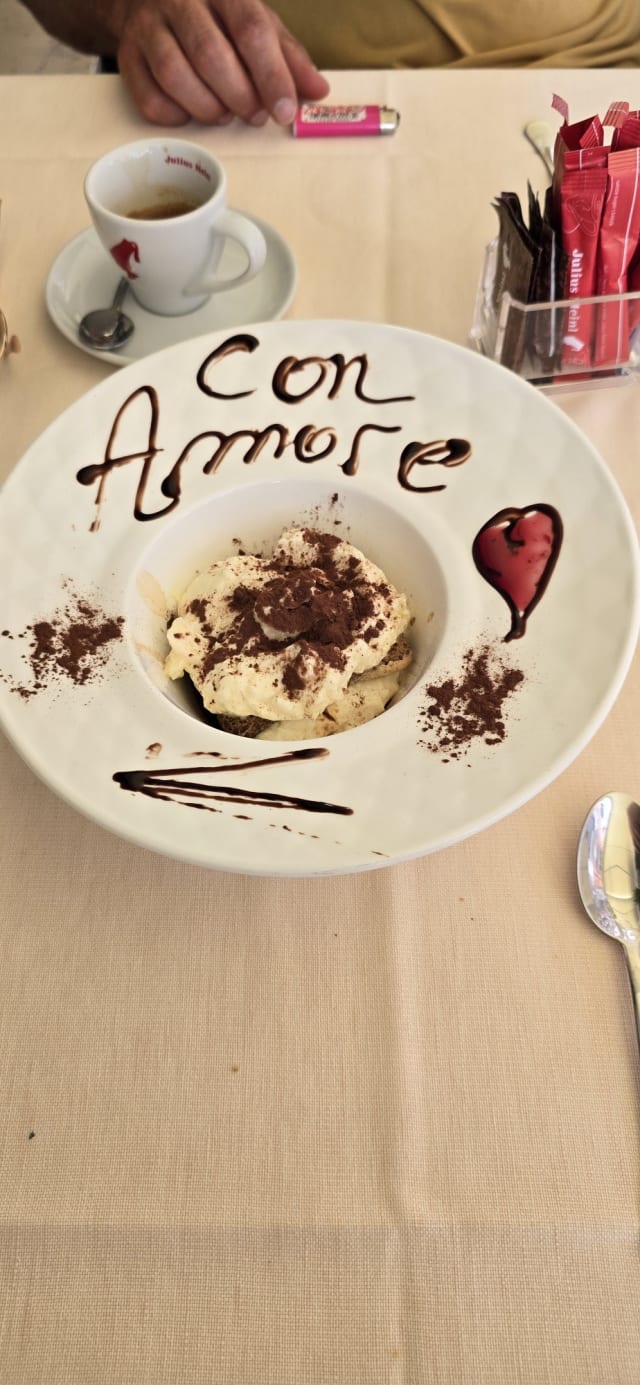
[1,69,640,1384]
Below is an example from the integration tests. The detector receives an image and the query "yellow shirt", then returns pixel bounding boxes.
[272,0,640,67]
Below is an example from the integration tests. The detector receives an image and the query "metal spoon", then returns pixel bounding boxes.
[523,119,555,180]
[78,277,134,350]
[577,791,640,1046]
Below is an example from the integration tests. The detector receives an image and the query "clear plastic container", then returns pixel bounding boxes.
[469,238,640,390]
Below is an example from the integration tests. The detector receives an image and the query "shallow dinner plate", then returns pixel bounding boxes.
[1,321,638,876]
[45,220,297,366]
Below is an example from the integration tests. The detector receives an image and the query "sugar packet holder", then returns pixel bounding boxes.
[469,238,640,391]
[471,95,640,389]
[553,99,640,373]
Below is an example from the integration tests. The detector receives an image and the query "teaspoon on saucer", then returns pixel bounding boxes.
[78,277,134,350]
[577,791,640,1047]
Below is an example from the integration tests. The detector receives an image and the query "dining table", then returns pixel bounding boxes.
[1,65,640,1384]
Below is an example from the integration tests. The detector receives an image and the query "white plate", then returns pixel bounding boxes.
[46,220,297,366]
[1,321,638,876]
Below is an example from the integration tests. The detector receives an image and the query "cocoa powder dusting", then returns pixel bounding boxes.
[194,532,384,697]
[419,644,524,760]
[2,590,124,699]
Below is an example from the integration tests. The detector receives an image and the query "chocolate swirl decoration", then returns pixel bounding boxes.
[75,334,472,528]
[196,333,259,398]
[398,438,471,492]
[270,352,414,405]
[472,504,563,640]
[196,334,416,405]
[113,747,353,818]
[76,385,162,530]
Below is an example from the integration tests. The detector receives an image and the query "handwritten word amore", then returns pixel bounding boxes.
[76,332,472,525]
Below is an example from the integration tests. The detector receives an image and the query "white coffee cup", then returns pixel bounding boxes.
[84,138,267,316]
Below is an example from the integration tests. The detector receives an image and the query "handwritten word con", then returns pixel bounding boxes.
[76,332,472,527]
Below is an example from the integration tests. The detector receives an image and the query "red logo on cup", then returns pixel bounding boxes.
[110,238,140,279]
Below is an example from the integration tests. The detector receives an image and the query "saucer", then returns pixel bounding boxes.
[45,217,297,367]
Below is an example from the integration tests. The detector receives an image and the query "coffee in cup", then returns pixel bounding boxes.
[84,138,267,316]
[125,194,204,220]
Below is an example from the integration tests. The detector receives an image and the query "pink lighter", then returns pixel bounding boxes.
[293,104,400,138]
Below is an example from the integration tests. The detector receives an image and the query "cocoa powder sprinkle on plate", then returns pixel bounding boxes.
[2,590,124,699]
[419,644,524,760]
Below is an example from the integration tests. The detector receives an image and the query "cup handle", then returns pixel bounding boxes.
[192,210,267,294]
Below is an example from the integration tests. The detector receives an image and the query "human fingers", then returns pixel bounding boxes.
[212,0,326,124]
[119,0,328,127]
[275,19,331,103]
[168,0,275,123]
[118,3,241,125]
[118,40,191,125]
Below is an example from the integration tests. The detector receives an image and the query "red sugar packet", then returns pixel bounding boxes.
[594,146,640,367]
[628,254,640,340]
[604,117,640,341]
[551,93,604,145]
[551,105,607,372]
[558,167,608,367]
[551,95,604,211]
[612,116,640,151]
[603,101,630,130]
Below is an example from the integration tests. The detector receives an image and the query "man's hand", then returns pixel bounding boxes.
[115,0,330,126]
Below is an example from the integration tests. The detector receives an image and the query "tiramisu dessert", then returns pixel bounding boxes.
[164,526,413,739]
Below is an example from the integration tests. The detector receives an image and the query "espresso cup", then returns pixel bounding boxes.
[84,138,267,316]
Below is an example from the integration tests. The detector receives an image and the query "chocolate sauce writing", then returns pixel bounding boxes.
[75,332,472,529]
[113,746,354,817]
[472,504,563,641]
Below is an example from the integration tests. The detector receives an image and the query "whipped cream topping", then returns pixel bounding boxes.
[164,527,411,722]
[257,670,403,740]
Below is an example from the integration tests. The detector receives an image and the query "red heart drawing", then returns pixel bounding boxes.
[472,504,563,641]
